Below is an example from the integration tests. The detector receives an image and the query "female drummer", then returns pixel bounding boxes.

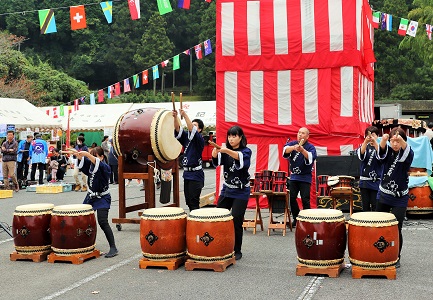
[74,146,118,258]
[376,127,414,268]
[212,126,251,261]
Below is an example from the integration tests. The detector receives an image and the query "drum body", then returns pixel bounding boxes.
[295,209,346,267]
[113,108,182,168]
[272,171,287,193]
[317,175,331,196]
[12,203,54,254]
[186,208,234,262]
[348,212,399,268]
[253,172,261,193]
[260,170,273,192]
[407,185,433,214]
[140,207,187,260]
[335,176,354,188]
[50,204,97,256]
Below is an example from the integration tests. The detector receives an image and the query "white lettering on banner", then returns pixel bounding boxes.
[221,3,235,56]
[274,0,288,54]
[247,1,261,55]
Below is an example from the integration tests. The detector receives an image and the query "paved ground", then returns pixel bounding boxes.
[1,168,433,300]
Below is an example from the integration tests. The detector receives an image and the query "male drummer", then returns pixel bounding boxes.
[282,127,317,228]
[172,109,205,212]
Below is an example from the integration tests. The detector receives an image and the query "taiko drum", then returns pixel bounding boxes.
[334,176,355,188]
[295,209,347,267]
[260,170,273,192]
[407,184,433,214]
[186,208,234,262]
[50,204,97,256]
[253,172,262,193]
[140,207,187,261]
[272,171,287,194]
[12,203,54,254]
[348,212,399,269]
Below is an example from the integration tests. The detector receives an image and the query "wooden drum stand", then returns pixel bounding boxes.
[112,155,180,230]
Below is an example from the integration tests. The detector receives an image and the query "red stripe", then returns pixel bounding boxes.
[260,1,275,56]
[287,0,302,53]
[314,0,330,53]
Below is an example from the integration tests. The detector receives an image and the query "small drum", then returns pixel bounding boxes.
[348,212,399,269]
[50,204,97,256]
[295,209,346,267]
[260,170,273,192]
[12,203,54,254]
[272,171,287,194]
[140,207,187,261]
[253,172,262,193]
[186,208,234,262]
[335,175,355,188]
[317,175,331,196]
[407,184,433,214]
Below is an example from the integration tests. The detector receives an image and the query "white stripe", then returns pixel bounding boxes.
[274,0,288,54]
[304,69,318,124]
[0,238,13,245]
[341,66,353,117]
[297,277,324,300]
[315,146,328,156]
[268,144,280,170]
[301,0,316,53]
[340,144,354,155]
[363,76,368,123]
[278,70,291,125]
[224,72,237,122]
[329,0,343,51]
[249,144,258,176]
[247,1,261,55]
[221,3,235,56]
[356,0,362,50]
[251,71,264,124]
[367,79,373,123]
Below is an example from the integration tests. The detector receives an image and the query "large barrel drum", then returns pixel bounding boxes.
[295,209,346,267]
[407,184,433,214]
[12,203,54,254]
[50,204,97,256]
[348,212,399,269]
[140,207,187,260]
[186,208,234,262]
[113,108,182,166]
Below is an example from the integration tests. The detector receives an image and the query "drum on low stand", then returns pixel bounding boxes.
[260,170,273,192]
[407,184,433,214]
[12,203,54,254]
[140,207,187,261]
[335,175,355,188]
[50,204,97,256]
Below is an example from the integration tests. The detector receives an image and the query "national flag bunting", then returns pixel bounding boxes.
[398,18,409,36]
[178,0,190,9]
[100,1,113,24]
[108,85,112,98]
[161,59,169,67]
[157,0,173,15]
[204,39,212,56]
[427,24,433,40]
[70,5,87,30]
[173,55,180,70]
[38,9,57,34]
[53,107,58,118]
[142,70,149,84]
[74,99,79,111]
[79,96,86,104]
[194,44,203,59]
[133,74,140,88]
[60,105,64,116]
[128,0,140,20]
[407,20,418,37]
[115,82,121,96]
[124,78,131,93]
[98,89,104,102]
[380,13,392,31]
[372,11,380,29]
[183,49,190,55]
[90,93,95,105]
[152,66,159,79]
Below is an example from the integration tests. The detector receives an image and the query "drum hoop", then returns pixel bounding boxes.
[349,257,398,269]
[14,208,53,216]
[52,209,94,216]
[186,251,235,262]
[150,109,169,163]
[187,214,233,222]
[347,218,398,227]
[141,212,187,220]
[142,251,186,260]
[113,111,127,157]
[297,257,345,267]
[296,215,345,223]
[51,244,96,256]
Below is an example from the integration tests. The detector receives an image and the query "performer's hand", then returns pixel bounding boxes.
[382,134,390,142]
[172,110,178,118]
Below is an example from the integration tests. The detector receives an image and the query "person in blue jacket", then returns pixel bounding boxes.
[29,133,48,185]
[17,134,33,182]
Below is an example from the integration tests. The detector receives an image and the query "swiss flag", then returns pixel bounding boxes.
[142,70,148,84]
[70,5,87,30]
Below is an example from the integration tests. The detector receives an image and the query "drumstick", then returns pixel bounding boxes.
[179,92,183,120]
[298,139,305,146]
[208,140,221,149]
[171,92,175,111]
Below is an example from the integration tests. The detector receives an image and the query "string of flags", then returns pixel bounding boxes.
[372,10,430,39]
[46,37,214,118]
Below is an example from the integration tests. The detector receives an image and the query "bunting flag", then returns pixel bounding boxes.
[98,89,104,102]
[173,55,180,70]
[90,93,95,105]
[205,0,212,2]
[372,11,380,29]
[108,85,112,98]
[152,65,159,79]
[407,20,419,37]
[178,0,190,9]
[60,104,64,116]
[398,18,409,36]
[133,74,140,88]
[100,1,113,24]
[46,109,50,116]
[161,59,169,67]
[194,44,203,59]
[380,13,392,31]
[157,0,173,15]
[68,105,72,114]
[183,49,190,55]
[142,70,149,84]
[427,24,433,40]
[79,96,86,104]
[204,39,212,56]
[70,5,87,30]
[115,82,121,96]
[53,107,58,118]
[128,0,140,20]
[74,99,79,111]
[38,9,57,34]
[124,78,131,92]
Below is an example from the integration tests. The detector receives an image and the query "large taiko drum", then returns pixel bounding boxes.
[295,209,346,267]
[407,184,433,214]
[113,108,182,165]
[140,207,187,261]
[50,204,97,256]
[186,208,234,262]
[12,203,54,254]
[348,212,399,269]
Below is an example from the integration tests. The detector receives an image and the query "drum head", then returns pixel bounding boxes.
[141,207,186,220]
[52,204,94,215]
[15,203,54,212]
[350,211,396,222]
[188,208,232,221]
[298,208,343,219]
[150,109,182,163]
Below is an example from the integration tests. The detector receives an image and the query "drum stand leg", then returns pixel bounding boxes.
[47,249,101,264]
[243,194,264,234]
[0,221,13,238]
[10,250,52,262]
[139,256,186,270]
[296,262,345,278]
[351,265,396,280]
[185,256,236,272]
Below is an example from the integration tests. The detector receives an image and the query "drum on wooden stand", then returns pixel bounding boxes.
[50,204,97,256]
[140,207,187,260]
[253,172,262,193]
[295,209,346,267]
[272,171,287,194]
[12,203,54,254]
[407,184,433,214]
[348,212,399,269]
[260,170,273,192]
[335,176,355,188]
[186,208,234,262]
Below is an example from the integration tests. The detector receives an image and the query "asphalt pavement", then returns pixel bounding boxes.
[1,168,433,300]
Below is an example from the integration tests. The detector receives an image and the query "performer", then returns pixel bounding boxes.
[16,134,33,182]
[282,127,317,228]
[356,126,383,211]
[376,127,414,268]
[73,146,118,258]
[172,109,205,211]
[212,125,251,261]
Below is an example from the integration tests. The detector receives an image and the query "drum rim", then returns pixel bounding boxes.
[113,111,127,157]
[188,207,231,217]
[15,203,54,212]
[298,208,344,218]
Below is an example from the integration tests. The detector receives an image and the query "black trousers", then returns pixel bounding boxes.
[217,196,248,254]
[289,180,311,221]
[30,163,46,184]
[376,201,406,258]
[360,187,378,211]
[97,208,116,248]
[17,160,30,180]
[184,179,204,211]
[110,164,118,184]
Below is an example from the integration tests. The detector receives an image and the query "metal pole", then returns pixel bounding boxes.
[189,52,193,93]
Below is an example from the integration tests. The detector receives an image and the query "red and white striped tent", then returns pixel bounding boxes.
[216,0,375,179]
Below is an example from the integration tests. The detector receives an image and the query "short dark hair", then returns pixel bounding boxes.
[77,136,85,143]
[52,148,59,153]
[364,126,379,137]
[192,119,204,131]
[7,130,14,135]
[390,127,407,141]
[428,122,433,129]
